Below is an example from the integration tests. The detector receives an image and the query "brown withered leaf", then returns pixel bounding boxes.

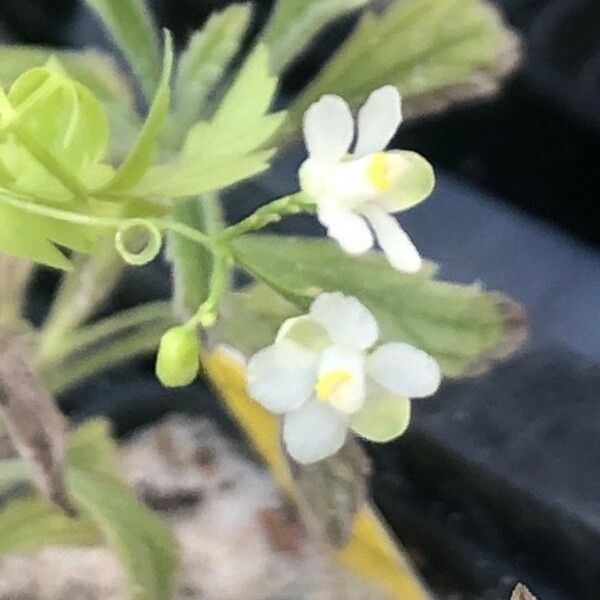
[0,327,74,514]
[288,436,371,547]
[460,293,529,378]
[0,253,34,321]
[511,583,539,600]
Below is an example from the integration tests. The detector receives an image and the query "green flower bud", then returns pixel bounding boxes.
[156,326,200,388]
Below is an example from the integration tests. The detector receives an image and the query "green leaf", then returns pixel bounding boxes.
[262,0,369,74]
[67,419,179,600]
[219,282,300,355]
[99,33,174,194]
[231,235,526,377]
[286,0,519,130]
[169,194,225,319]
[0,495,99,555]
[0,194,100,269]
[0,46,141,162]
[1,67,111,200]
[134,45,285,198]
[0,45,134,107]
[83,0,162,102]
[173,4,252,137]
[0,66,114,268]
[8,68,109,168]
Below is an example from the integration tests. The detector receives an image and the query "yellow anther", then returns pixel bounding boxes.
[316,369,352,401]
[367,152,392,192]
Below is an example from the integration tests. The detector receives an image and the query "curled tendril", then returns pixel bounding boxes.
[115,219,163,266]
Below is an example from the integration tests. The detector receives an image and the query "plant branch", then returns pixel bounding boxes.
[189,251,231,328]
[217,193,313,242]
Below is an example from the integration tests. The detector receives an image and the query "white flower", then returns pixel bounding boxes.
[299,86,435,273]
[247,292,441,464]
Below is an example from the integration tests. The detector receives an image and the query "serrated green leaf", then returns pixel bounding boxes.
[231,235,526,377]
[99,33,173,194]
[0,495,99,555]
[286,0,518,130]
[262,0,369,74]
[173,4,252,137]
[83,0,162,102]
[67,419,179,600]
[134,45,284,198]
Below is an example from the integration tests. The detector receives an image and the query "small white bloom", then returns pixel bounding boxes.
[247,292,441,464]
[299,86,435,273]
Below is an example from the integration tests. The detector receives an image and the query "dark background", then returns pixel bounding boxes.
[1,1,599,599]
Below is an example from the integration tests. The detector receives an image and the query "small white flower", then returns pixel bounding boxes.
[299,86,435,273]
[247,292,441,464]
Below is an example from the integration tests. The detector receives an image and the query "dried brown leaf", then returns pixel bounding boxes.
[289,436,371,547]
[0,327,74,514]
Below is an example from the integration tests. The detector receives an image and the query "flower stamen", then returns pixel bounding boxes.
[316,369,352,401]
[367,152,392,192]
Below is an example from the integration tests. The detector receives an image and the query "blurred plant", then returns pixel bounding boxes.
[0,0,523,598]
[511,583,539,600]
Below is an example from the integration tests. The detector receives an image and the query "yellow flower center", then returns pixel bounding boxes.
[315,369,352,401]
[367,152,392,192]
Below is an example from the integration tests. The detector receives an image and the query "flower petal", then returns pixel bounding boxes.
[310,292,379,350]
[353,86,402,158]
[361,204,422,273]
[380,150,435,212]
[283,399,348,464]
[303,95,354,163]
[318,204,374,255]
[247,340,318,413]
[276,315,330,351]
[351,386,411,442]
[367,342,441,398]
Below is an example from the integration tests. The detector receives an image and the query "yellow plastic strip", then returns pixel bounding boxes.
[204,346,431,600]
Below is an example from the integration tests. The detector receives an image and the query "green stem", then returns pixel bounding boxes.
[38,301,172,369]
[188,251,231,328]
[0,190,214,251]
[37,240,125,363]
[44,329,165,395]
[217,193,313,242]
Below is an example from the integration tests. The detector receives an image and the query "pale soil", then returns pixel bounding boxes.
[0,416,388,599]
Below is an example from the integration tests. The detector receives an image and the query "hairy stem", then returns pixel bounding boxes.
[217,193,313,242]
